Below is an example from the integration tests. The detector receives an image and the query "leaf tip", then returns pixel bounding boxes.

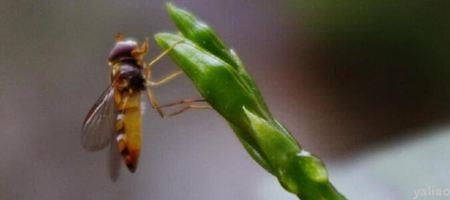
[165,2,176,13]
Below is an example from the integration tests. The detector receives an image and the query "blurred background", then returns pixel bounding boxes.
[1,1,450,199]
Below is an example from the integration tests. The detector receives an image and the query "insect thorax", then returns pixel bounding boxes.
[111,62,146,92]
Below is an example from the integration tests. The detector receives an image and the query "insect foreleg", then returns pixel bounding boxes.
[131,38,149,59]
[146,39,184,71]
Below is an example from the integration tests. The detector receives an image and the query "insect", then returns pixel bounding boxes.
[81,35,209,175]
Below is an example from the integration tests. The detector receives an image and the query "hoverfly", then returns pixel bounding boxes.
[81,35,208,175]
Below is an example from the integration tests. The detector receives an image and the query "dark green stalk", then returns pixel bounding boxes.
[155,3,346,199]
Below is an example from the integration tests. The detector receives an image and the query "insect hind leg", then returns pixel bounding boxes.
[157,99,211,118]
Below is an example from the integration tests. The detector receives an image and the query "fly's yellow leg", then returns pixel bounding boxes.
[165,104,211,117]
[144,70,184,117]
[157,99,207,108]
[144,40,184,117]
[148,70,183,87]
[157,99,211,117]
[132,38,149,65]
[145,86,164,117]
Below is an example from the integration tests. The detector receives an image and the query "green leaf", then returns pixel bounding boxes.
[155,3,346,200]
[166,2,243,70]
[166,3,271,120]
[155,33,265,159]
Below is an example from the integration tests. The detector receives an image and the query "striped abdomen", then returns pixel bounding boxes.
[114,88,142,172]
[112,62,146,172]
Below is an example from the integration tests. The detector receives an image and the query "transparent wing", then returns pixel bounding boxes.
[81,87,116,151]
[109,136,122,181]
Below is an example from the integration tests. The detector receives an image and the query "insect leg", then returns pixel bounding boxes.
[131,38,149,60]
[157,99,211,118]
[164,104,212,117]
[144,40,184,117]
[157,99,207,108]
[147,70,183,87]
[145,87,164,117]
[146,39,184,71]
[143,42,183,86]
